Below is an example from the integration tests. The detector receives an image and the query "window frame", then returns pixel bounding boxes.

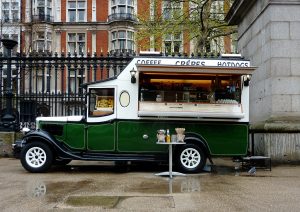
[88,87,116,119]
[163,33,183,54]
[110,0,134,15]
[67,32,86,55]
[1,0,20,22]
[110,30,135,51]
[67,0,86,22]
[33,31,52,52]
[162,0,182,20]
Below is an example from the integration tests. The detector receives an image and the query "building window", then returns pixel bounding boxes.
[68,0,86,22]
[1,0,20,22]
[162,0,182,20]
[231,33,238,53]
[35,0,52,18]
[164,33,182,54]
[111,30,134,52]
[111,0,134,15]
[211,0,224,20]
[68,69,85,94]
[67,33,86,54]
[33,31,52,52]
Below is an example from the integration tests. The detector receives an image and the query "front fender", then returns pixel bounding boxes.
[23,129,57,144]
[22,129,79,159]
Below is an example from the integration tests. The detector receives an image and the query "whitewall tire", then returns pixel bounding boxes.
[20,142,53,173]
[176,144,206,173]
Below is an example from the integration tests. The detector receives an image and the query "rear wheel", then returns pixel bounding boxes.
[176,144,206,173]
[20,142,53,173]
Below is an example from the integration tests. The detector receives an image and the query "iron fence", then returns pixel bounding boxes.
[0,51,134,129]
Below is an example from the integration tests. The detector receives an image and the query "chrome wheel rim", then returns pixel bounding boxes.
[180,148,201,169]
[25,147,47,168]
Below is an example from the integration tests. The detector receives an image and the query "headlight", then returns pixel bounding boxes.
[21,127,30,135]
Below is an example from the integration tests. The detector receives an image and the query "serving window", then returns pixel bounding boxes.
[89,88,115,117]
[138,72,244,119]
[139,72,241,104]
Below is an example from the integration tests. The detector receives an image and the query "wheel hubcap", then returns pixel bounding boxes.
[180,148,201,169]
[25,147,47,168]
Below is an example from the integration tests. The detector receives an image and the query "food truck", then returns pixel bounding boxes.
[16,53,256,173]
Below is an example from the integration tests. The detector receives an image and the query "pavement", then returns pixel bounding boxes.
[0,158,300,211]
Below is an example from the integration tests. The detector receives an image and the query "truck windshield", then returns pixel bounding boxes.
[89,88,115,117]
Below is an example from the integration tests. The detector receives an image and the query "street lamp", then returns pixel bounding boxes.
[130,68,137,83]
[0,38,18,132]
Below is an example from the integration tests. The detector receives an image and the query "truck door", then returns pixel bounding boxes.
[117,121,168,153]
[86,87,116,152]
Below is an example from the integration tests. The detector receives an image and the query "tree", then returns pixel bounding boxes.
[136,0,237,53]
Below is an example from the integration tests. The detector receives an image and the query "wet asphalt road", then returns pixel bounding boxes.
[0,158,300,212]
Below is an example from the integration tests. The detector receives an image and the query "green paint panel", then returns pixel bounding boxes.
[39,122,66,143]
[117,121,248,155]
[87,123,115,151]
[40,119,248,156]
[117,121,169,153]
[65,124,85,150]
[190,123,248,155]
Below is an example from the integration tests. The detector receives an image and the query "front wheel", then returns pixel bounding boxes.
[20,142,53,173]
[176,144,207,173]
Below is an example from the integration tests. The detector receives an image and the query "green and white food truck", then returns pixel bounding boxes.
[15,54,256,173]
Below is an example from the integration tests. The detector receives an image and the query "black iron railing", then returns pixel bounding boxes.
[32,15,54,23]
[0,50,222,130]
[0,51,134,129]
[108,13,137,23]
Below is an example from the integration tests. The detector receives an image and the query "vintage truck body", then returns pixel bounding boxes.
[15,54,256,173]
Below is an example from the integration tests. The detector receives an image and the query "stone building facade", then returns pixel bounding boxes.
[1,0,235,56]
[226,0,300,162]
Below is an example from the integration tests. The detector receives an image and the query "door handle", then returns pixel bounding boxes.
[143,134,149,140]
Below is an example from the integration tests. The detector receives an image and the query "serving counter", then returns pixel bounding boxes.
[138,101,244,119]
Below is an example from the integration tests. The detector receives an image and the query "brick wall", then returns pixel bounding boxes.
[21,0,26,22]
[183,31,190,54]
[224,36,232,53]
[87,31,93,54]
[87,0,93,21]
[96,31,108,54]
[97,0,108,21]
[137,0,150,17]
[61,0,66,22]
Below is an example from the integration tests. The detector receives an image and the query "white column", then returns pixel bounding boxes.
[54,31,61,53]
[92,32,96,54]
[92,0,96,21]
[55,0,61,22]
[25,0,31,22]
